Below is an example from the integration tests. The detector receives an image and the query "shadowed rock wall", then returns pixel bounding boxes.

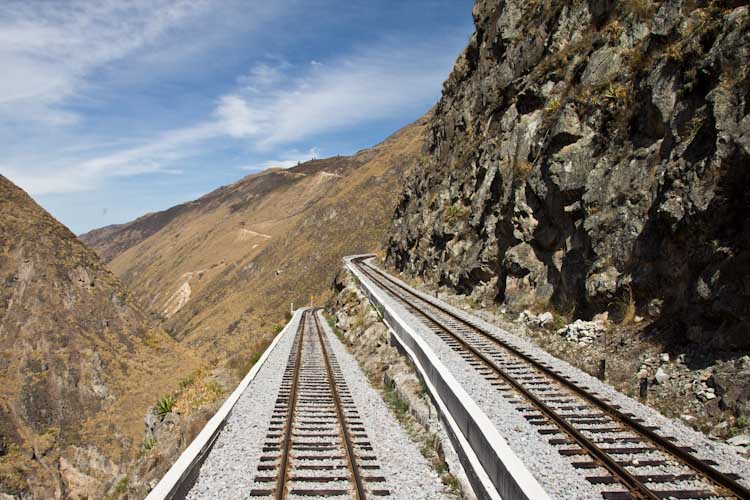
[387,0,750,349]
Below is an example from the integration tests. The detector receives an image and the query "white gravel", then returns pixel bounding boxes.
[316,310,451,499]
[356,261,750,499]
[186,309,448,499]
[356,265,600,500]
[185,313,301,499]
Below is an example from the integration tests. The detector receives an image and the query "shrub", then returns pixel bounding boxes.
[113,476,129,494]
[544,96,562,113]
[444,203,470,221]
[143,436,157,451]
[603,82,629,106]
[179,374,195,389]
[153,394,177,419]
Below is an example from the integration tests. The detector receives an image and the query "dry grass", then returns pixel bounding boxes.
[513,159,534,180]
[0,443,29,494]
[173,368,225,416]
[444,203,471,221]
[609,284,636,324]
[544,96,562,113]
[624,0,655,20]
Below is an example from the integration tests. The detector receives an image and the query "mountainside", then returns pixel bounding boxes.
[387,0,750,349]
[81,115,429,362]
[0,176,200,498]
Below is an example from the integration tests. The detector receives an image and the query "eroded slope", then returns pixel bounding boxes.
[0,175,199,498]
[82,115,429,363]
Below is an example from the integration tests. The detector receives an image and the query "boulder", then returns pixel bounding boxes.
[709,369,750,413]
[557,319,605,344]
[654,367,669,385]
[518,310,555,329]
[537,312,554,328]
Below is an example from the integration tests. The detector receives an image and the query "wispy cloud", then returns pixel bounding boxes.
[0,0,209,125]
[239,148,322,171]
[0,0,472,211]
[219,41,452,148]
[4,34,458,195]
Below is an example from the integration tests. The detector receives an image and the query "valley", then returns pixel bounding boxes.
[1,0,749,498]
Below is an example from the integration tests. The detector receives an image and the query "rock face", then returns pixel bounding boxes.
[387,0,750,349]
[0,176,198,498]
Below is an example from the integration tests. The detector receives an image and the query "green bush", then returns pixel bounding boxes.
[153,394,177,419]
[445,203,470,221]
[143,436,157,451]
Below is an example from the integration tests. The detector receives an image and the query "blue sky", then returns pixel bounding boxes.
[0,0,474,234]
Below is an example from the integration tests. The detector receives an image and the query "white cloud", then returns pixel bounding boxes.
[213,42,450,148]
[0,0,209,124]
[2,121,222,194]
[239,148,322,171]
[215,96,259,138]
[1,9,464,197]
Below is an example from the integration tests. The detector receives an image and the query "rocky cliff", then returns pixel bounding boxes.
[387,0,750,349]
[0,176,199,498]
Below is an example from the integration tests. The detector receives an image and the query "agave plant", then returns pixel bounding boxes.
[154,394,177,419]
[143,436,157,451]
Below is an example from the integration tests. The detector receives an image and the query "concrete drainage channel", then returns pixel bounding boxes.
[345,255,750,500]
[345,255,551,500]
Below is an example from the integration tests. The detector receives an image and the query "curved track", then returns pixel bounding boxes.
[355,258,750,500]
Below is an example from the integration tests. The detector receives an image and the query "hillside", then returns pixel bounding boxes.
[387,0,750,349]
[81,114,429,363]
[0,176,200,498]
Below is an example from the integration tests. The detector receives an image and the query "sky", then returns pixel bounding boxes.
[0,0,475,234]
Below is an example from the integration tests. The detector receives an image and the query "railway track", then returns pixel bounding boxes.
[354,258,750,500]
[249,309,389,499]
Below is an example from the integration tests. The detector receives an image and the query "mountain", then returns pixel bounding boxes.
[81,114,429,362]
[386,0,750,348]
[0,176,200,498]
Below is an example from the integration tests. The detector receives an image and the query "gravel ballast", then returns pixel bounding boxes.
[185,313,302,499]
[186,309,448,499]
[354,260,750,499]
[316,310,451,499]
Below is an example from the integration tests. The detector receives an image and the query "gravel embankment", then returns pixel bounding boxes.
[185,313,301,499]
[357,261,750,499]
[317,310,450,499]
[186,309,448,499]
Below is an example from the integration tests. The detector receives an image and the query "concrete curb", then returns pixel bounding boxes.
[145,309,305,500]
[344,255,551,500]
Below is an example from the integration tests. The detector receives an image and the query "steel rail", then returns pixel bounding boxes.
[312,310,367,500]
[275,310,306,500]
[356,263,661,500]
[356,258,750,500]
